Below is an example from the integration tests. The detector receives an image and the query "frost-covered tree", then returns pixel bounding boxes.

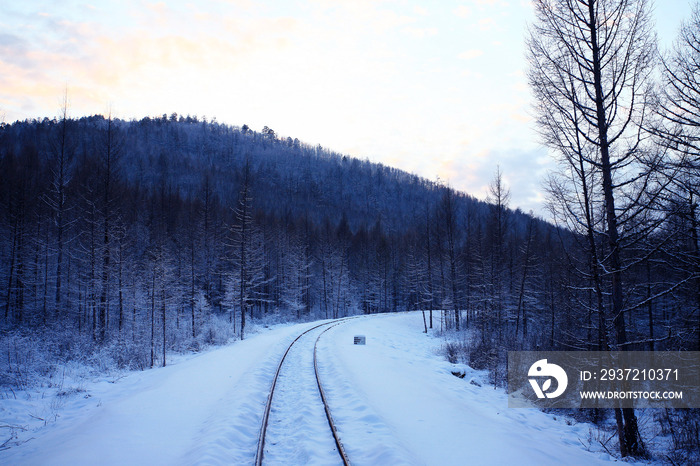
[528,0,659,457]
[47,92,74,318]
[97,113,123,343]
[228,161,268,339]
[485,167,510,339]
[655,2,700,350]
[436,185,461,330]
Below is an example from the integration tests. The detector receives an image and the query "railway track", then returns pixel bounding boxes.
[254,319,351,466]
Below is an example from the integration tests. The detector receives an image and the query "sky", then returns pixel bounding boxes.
[0,0,695,217]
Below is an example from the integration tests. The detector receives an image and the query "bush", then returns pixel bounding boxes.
[443,341,465,364]
[656,408,700,465]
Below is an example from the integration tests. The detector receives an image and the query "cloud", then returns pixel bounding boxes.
[413,6,429,16]
[458,49,483,60]
[308,0,415,34]
[404,27,438,38]
[442,147,552,215]
[460,69,484,79]
[0,33,25,48]
[478,17,496,31]
[0,1,304,119]
[213,0,256,7]
[454,5,471,17]
[0,34,33,69]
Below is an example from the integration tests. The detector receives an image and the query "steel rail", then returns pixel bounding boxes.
[314,323,351,466]
[254,318,353,466]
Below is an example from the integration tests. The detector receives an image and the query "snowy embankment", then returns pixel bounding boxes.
[317,313,617,465]
[2,312,618,465]
[0,321,326,465]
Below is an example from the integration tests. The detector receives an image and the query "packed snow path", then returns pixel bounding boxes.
[1,312,616,465]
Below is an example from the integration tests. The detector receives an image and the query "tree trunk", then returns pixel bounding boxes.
[690,197,700,350]
[191,239,196,339]
[151,268,156,368]
[5,218,17,322]
[587,1,640,456]
[162,281,167,367]
[118,239,124,336]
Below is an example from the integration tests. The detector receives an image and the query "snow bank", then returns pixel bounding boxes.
[0,321,325,465]
[2,313,623,465]
[317,312,618,465]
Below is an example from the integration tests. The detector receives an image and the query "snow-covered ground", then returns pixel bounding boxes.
[317,313,616,465]
[1,312,618,465]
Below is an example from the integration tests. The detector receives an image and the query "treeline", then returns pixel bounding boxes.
[1,110,696,360]
[0,113,547,358]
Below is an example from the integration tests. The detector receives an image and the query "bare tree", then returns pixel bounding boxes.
[515,215,536,340]
[437,185,461,330]
[486,167,511,340]
[233,162,252,340]
[424,206,436,329]
[98,112,123,342]
[655,2,700,350]
[47,90,74,318]
[229,160,268,339]
[528,0,658,457]
[656,3,700,155]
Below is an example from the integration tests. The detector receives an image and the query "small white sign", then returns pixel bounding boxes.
[354,335,366,345]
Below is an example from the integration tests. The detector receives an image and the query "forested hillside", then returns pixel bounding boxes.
[1,111,698,356]
[1,109,697,366]
[0,113,539,350]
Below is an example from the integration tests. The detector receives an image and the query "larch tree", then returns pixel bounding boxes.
[233,162,252,340]
[527,0,658,457]
[437,185,461,330]
[47,91,74,318]
[229,160,267,339]
[486,166,510,341]
[655,2,700,350]
[424,205,436,329]
[98,112,123,343]
[514,215,536,341]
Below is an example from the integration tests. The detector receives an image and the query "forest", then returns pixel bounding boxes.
[0,111,562,356]
[1,0,699,462]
